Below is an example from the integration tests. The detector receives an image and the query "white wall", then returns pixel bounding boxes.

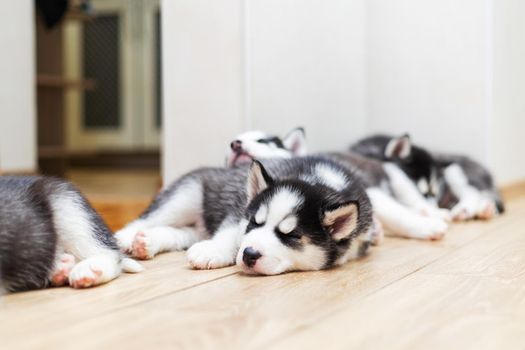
[0,0,36,173]
[491,0,525,184]
[248,0,366,152]
[162,0,525,186]
[162,0,244,182]
[162,0,366,182]
[365,0,489,164]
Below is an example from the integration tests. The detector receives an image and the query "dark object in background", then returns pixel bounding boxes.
[75,0,94,15]
[35,0,69,29]
[36,0,94,29]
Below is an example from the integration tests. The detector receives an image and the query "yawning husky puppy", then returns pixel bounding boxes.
[351,134,504,220]
[227,128,308,167]
[226,128,450,241]
[0,176,142,292]
[116,157,376,275]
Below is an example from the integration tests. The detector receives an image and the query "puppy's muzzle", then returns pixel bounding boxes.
[231,140,243,152]
[242,247,262,268]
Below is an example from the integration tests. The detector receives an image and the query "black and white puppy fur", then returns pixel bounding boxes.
[226,128,450,241]
[0,176,142,293]
[227,128,308,167]
[116,157,376,275]
[351,134,439,199]
[351,134,504,221]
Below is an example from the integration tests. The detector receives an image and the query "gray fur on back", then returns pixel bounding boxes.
[141,156,373,236]
[0,177,57,291]
[323,151,389,189]
[434,153,494,190]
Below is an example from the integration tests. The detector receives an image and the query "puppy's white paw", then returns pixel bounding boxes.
[476,199,497,220]
[451,205,475,221]
[187,240,235,270]
[69,255,120,289]
[412,217,448,241]
[419,206,452,222]
[131,231,160,260]
[451,195,480,221]
[115,227,140,254]
[50,253,76,286]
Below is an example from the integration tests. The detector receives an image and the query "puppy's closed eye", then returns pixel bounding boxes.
[275,228,302,240]
[247,216,263,231]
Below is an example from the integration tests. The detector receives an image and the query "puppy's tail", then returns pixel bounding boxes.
[121,257,144,273]
[494,192,505,214]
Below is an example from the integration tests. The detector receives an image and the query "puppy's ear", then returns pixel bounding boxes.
[385,134,411,159]
[282,127,307,156]
[322,202,359,241]
[247,159,274,201]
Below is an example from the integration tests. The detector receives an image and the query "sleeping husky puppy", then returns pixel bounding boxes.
[0,176,142,292]
[351,134,504,220]
[116,157,376,275]
[434,153,504,219]
[351,134,439,200]
[226,128,450,241]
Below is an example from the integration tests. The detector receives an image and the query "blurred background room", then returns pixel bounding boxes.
[0,0,524,218]
[1,2,525,347]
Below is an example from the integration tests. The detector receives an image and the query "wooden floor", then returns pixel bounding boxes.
[1,188,525,349]
[67,168,160,230]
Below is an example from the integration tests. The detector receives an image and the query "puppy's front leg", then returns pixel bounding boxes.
[367,188,448,240]
[444,164,497,220]
[130,226,204,260]
[187,221,243,269]
[383,163,451,221]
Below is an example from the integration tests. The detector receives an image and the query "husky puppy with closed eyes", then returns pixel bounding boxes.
[226,128,450,241]
[351,134,504,221]
[351,134,439,200]
[0,176,142,292]
[116,157,376,275]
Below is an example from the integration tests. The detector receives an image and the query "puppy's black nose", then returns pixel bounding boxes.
[242,247,262,268]
[231,140,242,152]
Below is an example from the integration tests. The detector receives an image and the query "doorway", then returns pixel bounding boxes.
[36,0,162,202]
